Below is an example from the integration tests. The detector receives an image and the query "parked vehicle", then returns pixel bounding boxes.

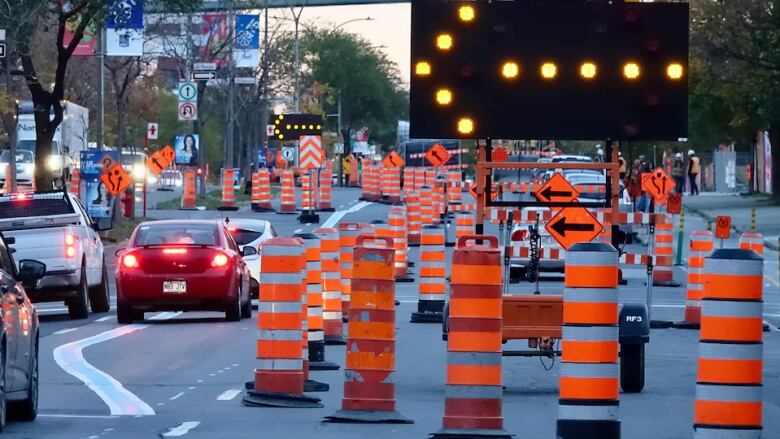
[0,191,111,319]
[225,219,277,299]
[0,233,46,428]
[0,150,35,188]
[115,220,252,323]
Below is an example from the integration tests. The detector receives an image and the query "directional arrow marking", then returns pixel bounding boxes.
[550,216,596,237]
[540,186,573,201]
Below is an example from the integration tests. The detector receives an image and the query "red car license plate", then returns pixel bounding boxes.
[163,280,187,294]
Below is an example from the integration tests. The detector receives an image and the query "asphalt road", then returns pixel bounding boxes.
[7,186,780,438]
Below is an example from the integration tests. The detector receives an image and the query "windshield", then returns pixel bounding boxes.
[121,153,145,165]
[17,140,59,154]
[134,223,219,246]
[0,150,34,163]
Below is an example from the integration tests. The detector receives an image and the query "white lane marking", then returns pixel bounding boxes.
[162,421,201,437]
[52,312,181,416]
[293,228,303,234]
[39,414,118,419]
[217,389,242,401]
[170,392,185,401]
[54,328,78,335]
[322,201,372,229]
[96,316,114,322]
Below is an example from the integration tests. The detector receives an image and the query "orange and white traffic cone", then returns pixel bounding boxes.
[278,170,297,214]
[653,213,679,287]
[739,232,764,255]
[314,227,345,345]
[69,168,81,198]
[318,165,335,211]
[218,168,239,211]
[411,225,446,323]
[389,206,412,282]
[338,222,361,322]
[251,169,273,212]
[675,230,713,329]
[406,190,422,247]
[180,169,197,210]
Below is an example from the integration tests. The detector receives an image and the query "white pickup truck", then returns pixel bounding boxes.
[0,191,111,319]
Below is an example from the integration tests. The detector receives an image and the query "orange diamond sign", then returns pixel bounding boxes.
[545,206,603,250]
[425,144,451,167]
[382,151,404,169]
[642,167,674,203]
[100,163,133,197]
[535,173,579,203]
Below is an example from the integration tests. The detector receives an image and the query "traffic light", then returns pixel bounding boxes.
[269,114,323,141]
[410,1,689,141]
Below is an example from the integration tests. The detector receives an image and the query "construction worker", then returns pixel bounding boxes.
[687,149,700,195]
[671,153,685,193]
[342,155,351,186]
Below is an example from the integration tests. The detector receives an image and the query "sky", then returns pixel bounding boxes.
[281,3,412,83]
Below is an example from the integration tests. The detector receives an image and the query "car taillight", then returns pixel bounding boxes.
[163,248,188,255]
[65,234,76,258]
[211,252,229,268]
[122,253,139,269]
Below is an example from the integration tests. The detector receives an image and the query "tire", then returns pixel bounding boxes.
[67,265,90,320]
[0,339,7,433]
[89,262,110,313]
[117,300,135,324]
[241,294,252,319]
[225,283,242,322]
[9,335,38,421]
[620,343,645,393]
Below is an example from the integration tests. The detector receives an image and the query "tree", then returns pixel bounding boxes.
[0,0,200,189]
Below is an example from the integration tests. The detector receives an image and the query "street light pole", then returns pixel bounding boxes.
[226,0,235,168]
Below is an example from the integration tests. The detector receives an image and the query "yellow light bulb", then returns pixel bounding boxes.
[624,63,641,80]
[501,62,520,79]
[294,125,299,129]
[309,125,314,129]
[286,124,291,129]
[667,63,684,80]
[436,89,453,106]
[278,115,284,120]
[541,62,557,79]
[275,129,280,134]
[457,118,474,135]
[436,34,453,51]
[279,134,284,140]
[458,5,475,22]
[317,125,322,129]
[580,62,597,79]
[415,61,432,76]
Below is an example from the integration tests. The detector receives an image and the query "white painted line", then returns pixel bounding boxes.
[163,421,201,437]
[54,328,78,335]
[157,403,165,406]
[52,312,181,416]
[322,201,372,229]
[293,228,303,234]
[170,392,185,401]
[188,387,196,390]
[217,389,242,401]
[39,414,118,419]
[96,316,114,322]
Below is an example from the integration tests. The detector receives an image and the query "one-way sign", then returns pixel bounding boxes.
[192,71,216,81]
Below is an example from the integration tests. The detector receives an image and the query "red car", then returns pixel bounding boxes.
[115,220,253,324]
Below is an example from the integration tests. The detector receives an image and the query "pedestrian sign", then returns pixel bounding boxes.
[545,206,603,250]
[535,173,579,204]
[382,151,404,169]
[178,82,198,102]
[715,216,731,240]
[425,144,450,167]
[642,168,674,202]
[100,163,132,196]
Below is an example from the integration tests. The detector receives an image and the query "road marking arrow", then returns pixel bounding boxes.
[550,216,596,236]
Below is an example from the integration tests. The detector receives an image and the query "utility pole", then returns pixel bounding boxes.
[97,26,105,151]
[226,0,236,169]
[259,0,270,165]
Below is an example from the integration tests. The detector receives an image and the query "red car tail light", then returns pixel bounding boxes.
[211,252,229,268]
[122,253,139,269]
[65,234,76,258]
[162,248,188,255]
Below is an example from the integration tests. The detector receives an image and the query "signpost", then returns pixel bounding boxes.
[715,215,731,244]
[545,206,604,250]
[382,151,404,169]
[666,192,682,214]
[147,123,159,140]
[535,173,579,204]
[178,102,198,121]
[425,144,451,167]
[178,82,198,101]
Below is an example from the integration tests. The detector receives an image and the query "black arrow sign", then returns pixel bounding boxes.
[539,186,573,201]
[431,150,444,163]
[550,216,596,237]
[389,155,398,166]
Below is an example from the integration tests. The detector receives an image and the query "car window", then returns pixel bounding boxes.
[0,237,16,276]
[72,197,93,226]
[134,224,218,246]
[230,229,263,246]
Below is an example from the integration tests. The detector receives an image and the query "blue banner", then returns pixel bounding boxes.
[235,15,260,49]
[80,150,120,181]
[107,0,144,29]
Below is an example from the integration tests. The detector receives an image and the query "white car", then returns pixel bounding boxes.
[0,150,36,187]
[225,219,277,298]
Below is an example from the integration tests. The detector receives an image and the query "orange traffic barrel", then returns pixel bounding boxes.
[557,242,620,439]
[380,167,391,202]
[425,168,436,187]
[446,171,462,210]
[739,232,764,256]
[294,233,339,371]
[431,235,510,438]
[432,179,445,226]
[386,167,402,204]
[318,164,335,211]
[300,173,316,212]
[339,222,362,321]
[251,169,273,212]
[324,235,412,424]
[403,167,414,195]
[389,206,412,282]
[218,168,239,211]
[69,168,81,197]
[653,213,679,286]
[314,227,345,345]
[406,190,422,247]
[455,211,475,241]
[675,230,713,329]
[414,167,425,191]
[243,238,322,408]
[420,185,435,226]
[180,169,197,210]
[694,249,763,437]
[279,170,297,214]
[411,225,446,323]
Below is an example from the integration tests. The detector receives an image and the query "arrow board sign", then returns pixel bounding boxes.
[545,206,603,250]
[299,135,324,170]
[192,71,217,81]
[535,172,579,203]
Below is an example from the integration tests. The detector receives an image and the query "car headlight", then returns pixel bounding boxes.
[147,175,158,185]
[132,165,145,180]
[47,155,61,171]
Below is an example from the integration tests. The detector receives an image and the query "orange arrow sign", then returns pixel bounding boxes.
[382,151,404,169]
[425,144,451,167]
[545,206,603,250]
[642,167,673,202]
[146,151,168,176]
[535,172,579,203]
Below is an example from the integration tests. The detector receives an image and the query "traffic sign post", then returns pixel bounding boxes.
[178,102,198,121]
[667,192,682,214]
[715,215,731,247]
[299,135,324,170]
[545,206,604,250]
[178,82,198,102]
[147,123,159,140]
[642,168,674,204]
[100,163,132,197]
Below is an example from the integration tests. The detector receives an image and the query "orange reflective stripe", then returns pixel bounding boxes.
[451,265,502,285]
[561,340,618,363]
[259,284,302,301]
[691,241,712,252]
[563,302,618,325]
[447,364,501,386]
[346,350,394,370]
[353,261,394,279]
[419,284,447,294]
[565,266,618,288]
[348,322,394,340]
[258,312,302,330]
[351,291,394,309]
[421,253,446,262]
[694,401,762,426]
[448,332,502,353]
[700,316,763,342]
[450,298,503,318]
[559,377,618,400]
[420,267,446,277]
[706,275,762,300]
[261,256,302,272]
[257,340,301,358]
[697,359,762,384]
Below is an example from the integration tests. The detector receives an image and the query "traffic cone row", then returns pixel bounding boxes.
[318,163,335,211]
[251,169,273,212]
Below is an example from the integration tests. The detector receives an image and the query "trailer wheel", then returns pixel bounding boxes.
[620,343,645,393]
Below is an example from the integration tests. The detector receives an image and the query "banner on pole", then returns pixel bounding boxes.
[106,0,145,56]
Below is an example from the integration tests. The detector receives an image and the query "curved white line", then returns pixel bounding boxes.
[321,201,372,229]
[52,312,180,416]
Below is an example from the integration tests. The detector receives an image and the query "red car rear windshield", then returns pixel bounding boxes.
[134,224,219,246]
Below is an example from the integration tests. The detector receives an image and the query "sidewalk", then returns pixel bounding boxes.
[682,192,780,250]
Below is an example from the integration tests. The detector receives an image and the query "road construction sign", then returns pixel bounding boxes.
[146,150,169,176]
[492,147,509,162]
[382,151,404,169]
[546,206,604,250]
[469,182,498,203]
[667,192,682,214]
[535,173,579,204]
[425,144,450,167]
[715,216,731,240]
[642,168,674,202]
[299,135,324,170]
[100,163,132,196]
[160,145,176,164]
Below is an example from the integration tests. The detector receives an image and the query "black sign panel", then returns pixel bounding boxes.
[270,114,323,140]
[410,1,689,141]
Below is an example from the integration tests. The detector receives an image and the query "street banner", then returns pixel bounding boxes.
[174,134,201,166]
[200,13,229,67]
[106,0,145,56]
[62,0,97,56]
[235,14,260,68]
